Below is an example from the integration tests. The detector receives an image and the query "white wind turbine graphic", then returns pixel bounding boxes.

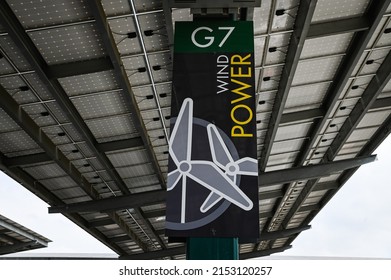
[200,124,258,212]
[167,98,253,223]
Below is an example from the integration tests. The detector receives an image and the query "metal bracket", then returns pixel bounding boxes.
[191,7,238,15]
[168,0,261,8]
[168,0,261,18]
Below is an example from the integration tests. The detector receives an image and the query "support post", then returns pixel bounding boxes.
[166,6,258,259]
[187,237,239,260]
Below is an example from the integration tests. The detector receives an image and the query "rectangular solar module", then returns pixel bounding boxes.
[0,0,390,259]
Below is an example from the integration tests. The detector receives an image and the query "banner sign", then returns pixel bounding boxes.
[165,21,259,240]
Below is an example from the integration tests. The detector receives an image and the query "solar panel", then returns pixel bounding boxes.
[0,0,390,259]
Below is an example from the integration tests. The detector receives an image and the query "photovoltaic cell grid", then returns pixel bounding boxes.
[0,214,51,255]
[0,0,390,259]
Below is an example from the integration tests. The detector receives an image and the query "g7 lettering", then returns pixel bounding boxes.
[191,26,235,48]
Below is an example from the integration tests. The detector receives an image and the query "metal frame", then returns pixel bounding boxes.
[49,190,166,213]
[0,0,167,252]
[258,0,318,172]
[46,57,113,79]
[0,0,389,259]
[0,83,148,251]
[293,0,390,167]
[255,0,391,252]
[287,52,391,229]
[0,216,49,249]
[48,155,375,213]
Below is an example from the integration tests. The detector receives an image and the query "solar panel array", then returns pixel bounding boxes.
[0,214,51,255]
[0,0,390,259]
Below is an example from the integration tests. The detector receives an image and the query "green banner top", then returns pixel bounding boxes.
[174,21,254,53]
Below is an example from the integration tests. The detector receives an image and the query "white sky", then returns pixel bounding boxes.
[1,135,390,258]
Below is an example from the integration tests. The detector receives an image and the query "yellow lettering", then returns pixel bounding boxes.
[231,104,253,125]
[231,66,251,78]
[229,53,254,138]
[231,126,253,137]
[231,79,252,104]
[230,54,251,65]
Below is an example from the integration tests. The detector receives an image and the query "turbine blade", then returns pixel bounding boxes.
[207,124,234,170]
[227,174,236,184]
[169,98,193,165]
[200,192,223,213]
[187,161,253,211]
[167,169,182,191]
[236,157,258,175]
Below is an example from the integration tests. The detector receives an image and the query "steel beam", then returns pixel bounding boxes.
[0,2,132,196]
[281,154,379,229]
[7,158,350,190]
[48,155,375,213]
[280,96,391,125]
[325,51,391,161]
[0,1,164,250]
[291,42,391,232]
[293,0,391,166]
[355,113,391,159]
[303,112,391,228]
[0,84,147,251]
[278,0,391,239]
[371,96,391,110]
[162,1,174,56]
[260,155,376,186]
[3,137,144,168]
[280,155,377,228]
[0,241,38,255]
[307,17,369,38]
[85,0,168,248]
[0,220,48,248]
[312,181,339,191]
[259,0,318,171]
[260,211,274,219]
[0,156,69,210]
[0,85,80,181]
[88,218,114,228]
[155,229,165,235]
[49,190,166,213]
[0,153,128,255]
[46,57,113,79]
[86,0,166,189]
[5,95,390,169]
[280,108,324,124]
[110,235,130,244]
[98,137,144,152]
[3,153,52,168]
[260,155,375,245]
[144,209,166,219]
[6,95,390,169]
[259,190,284,200]
[260,225,311,241]
[0,233,19,244]
[298,204,319,212]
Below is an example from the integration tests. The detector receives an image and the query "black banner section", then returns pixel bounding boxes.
[166,21,259,240]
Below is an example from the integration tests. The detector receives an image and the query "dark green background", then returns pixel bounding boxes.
[174,21,254,53]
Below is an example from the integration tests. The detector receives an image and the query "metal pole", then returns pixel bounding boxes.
[187,237,239,260]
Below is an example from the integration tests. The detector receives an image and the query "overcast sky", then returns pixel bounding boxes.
[1,135,390,258]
